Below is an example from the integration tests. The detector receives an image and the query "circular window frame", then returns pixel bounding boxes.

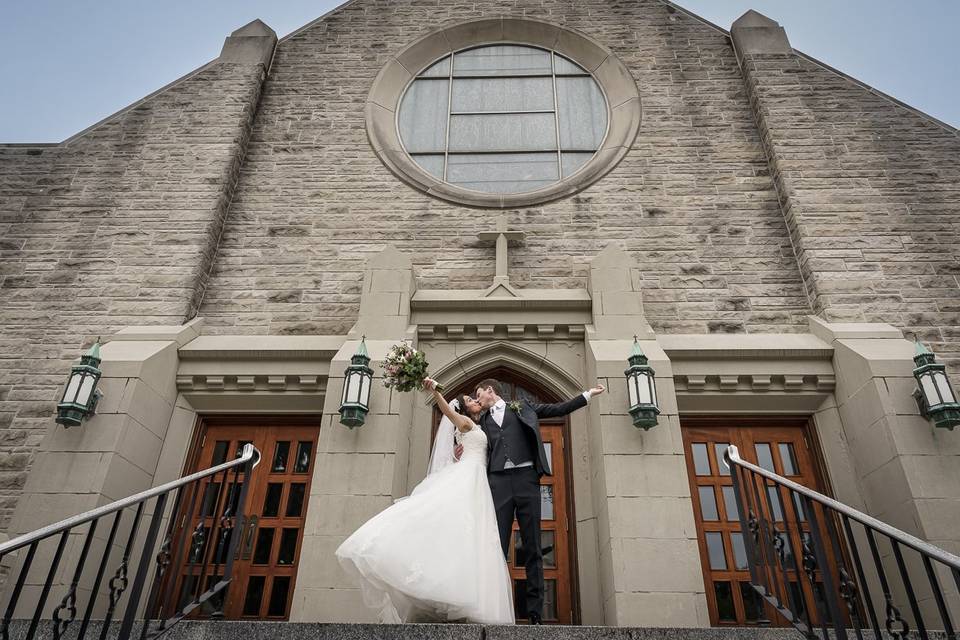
[366,18,641,208]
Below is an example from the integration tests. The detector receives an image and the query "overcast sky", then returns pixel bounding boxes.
[1,1,957,143]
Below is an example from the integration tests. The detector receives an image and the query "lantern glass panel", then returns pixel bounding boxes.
[77,374,96,407]
[62,373,81,404]
[651,376,657,405]
[341,376,351,405]
[358,374,370,409]
[627,375,638,407]
[921,374,940,406]
[638,373,652,405]
[347,373,362,404]
[934,372,956,404]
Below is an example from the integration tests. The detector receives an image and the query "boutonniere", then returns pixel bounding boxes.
[508,400,522,414]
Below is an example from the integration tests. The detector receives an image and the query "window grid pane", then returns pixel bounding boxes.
[398,44,606,195]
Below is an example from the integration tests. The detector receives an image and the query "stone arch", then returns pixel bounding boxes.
[431,341,583,402]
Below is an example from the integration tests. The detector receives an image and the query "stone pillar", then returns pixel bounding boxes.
[291,245,417,622]
[1,320,199,618]
[811,317,960,625]
[584,246,707,626]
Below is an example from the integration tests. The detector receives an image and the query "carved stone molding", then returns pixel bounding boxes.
[177,374,327,393]
[418,323,586,341]
[674,373,835,394]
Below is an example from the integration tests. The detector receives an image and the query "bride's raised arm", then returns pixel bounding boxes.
[423,378,473,433]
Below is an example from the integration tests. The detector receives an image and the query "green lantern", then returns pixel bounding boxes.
[56,339,104,428]
[625,336,659,430]
[339,336,373,428]
[912,341,960,430]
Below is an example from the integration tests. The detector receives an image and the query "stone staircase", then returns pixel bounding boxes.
[3,621,809,640]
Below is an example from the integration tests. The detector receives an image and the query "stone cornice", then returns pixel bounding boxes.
[178,335,345,360]
[411,288,592,311]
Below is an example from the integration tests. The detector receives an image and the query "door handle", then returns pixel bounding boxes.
[237,514,258,561]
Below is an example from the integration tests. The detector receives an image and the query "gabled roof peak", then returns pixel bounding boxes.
[732,9,781,30]
[231,19,276,39]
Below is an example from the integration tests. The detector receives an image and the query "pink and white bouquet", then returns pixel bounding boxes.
[382,343,443,392]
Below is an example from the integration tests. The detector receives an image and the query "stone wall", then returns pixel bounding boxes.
[197,0,811,336]
[0,58,268,533]
[738,47,960,374]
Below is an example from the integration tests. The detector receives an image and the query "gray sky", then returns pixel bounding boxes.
[1,1,957,143]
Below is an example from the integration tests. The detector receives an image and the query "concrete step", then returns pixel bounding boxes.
[7,620,807,640]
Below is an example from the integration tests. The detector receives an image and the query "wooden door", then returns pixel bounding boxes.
[681,420,843,628]
[167,419,319,620]
[433,369,579,624]
[508,421,573,624]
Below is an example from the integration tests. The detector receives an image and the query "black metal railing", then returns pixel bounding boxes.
[0,443,260,640]
[725,444,960,640]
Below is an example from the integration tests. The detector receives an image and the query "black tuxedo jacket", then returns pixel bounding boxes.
[482,394,587,477]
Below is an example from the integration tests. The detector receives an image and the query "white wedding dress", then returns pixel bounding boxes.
[335,421,515,624]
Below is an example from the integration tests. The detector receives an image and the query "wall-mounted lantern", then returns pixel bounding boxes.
[339,336,373,428]
[912,341,960,430]
[56,339,104,428]
[625,336,659,430]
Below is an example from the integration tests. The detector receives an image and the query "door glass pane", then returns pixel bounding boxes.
[543,579,558,621]
[211,441,229,466]
[446,152,558,194]
[398,79,449,153]
[714,443,731,473]
[243,575,265,616]
[706,532,727,570]
[692,443,711,475]
[188,526,210,564]
[755,443,775,472]
[556,76,607,150]
[253,528,274,565]
[792,492,807,521]
[272,442,290,473]
[277,528,299,565]
[451,77,555,112]
[722,486,739,521]
[412,154,444,179]
[789,581,806,619]
[542,530,556,568]
[201,482,222,517]
[779,443,798,475]
[540,484,555,520]
[698,486,719,520]
[286,483,306,518]
[561,152,593,178]
[513,531,525,568]
[543,442,553,474]
[740,582,765,622]
[513,579,528,619]
[767,486,784,521]
[268,576,291,617]
[262,483,283,518]
[731,532,748,570]
[775,531,795,569]
[294,441,312,473]
[448,113,557,152]
[714,581,736,621]
[453,45,552,76]
[554,53,588,75]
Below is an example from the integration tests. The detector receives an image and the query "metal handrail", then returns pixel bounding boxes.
[724,443,960,640]
[1,443,262,640]
[0,444,261,557]
[725,445,960,571]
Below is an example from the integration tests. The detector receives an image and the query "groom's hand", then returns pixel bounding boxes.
[589,383,606,396]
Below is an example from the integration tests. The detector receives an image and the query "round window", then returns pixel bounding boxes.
[397,45,608,195]
[366,19,641,208]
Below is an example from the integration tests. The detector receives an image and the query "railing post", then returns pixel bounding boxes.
[118,493,168,639]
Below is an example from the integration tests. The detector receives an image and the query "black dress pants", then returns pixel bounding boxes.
[488,466,542,619]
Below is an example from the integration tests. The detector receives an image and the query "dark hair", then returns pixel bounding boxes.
[455,395,473,415]
[476,378,503,397]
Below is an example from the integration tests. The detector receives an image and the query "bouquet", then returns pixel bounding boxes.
[382,343,443,392]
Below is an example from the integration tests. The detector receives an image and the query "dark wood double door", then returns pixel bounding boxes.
[166,418,319,620]
[436,372,578,624]
[682,419,845,628]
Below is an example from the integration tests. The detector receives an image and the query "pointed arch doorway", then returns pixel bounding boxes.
[432,367,580,624]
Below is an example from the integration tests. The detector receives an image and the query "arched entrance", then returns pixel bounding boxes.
[432,367,580,624]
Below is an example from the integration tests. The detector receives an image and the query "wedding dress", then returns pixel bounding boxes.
[335,419,515,624]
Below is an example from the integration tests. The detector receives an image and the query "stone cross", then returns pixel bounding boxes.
[477,215,525,287]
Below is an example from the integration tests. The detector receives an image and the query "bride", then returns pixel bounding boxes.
[335,379,515,624]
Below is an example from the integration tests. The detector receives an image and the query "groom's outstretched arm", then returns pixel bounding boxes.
[531,384,605,419]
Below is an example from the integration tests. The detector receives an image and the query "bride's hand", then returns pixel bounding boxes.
[422,377,438,391]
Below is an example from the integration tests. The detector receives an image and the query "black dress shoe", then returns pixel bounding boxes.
[528,613,543,625]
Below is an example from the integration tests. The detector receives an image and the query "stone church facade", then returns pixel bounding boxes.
[1,0,958,628]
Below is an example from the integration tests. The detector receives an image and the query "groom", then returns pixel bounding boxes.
[470,378,604,624]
